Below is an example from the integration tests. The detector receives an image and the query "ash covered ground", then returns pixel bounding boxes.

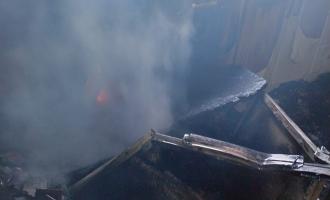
[270,73,330,148]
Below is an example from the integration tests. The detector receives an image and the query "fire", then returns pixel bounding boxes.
[96,89,109,105]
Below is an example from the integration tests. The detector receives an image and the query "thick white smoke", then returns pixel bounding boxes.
[0,0,193,177]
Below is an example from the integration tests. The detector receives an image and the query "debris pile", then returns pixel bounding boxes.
[271,73,330,148]
[0,154,63,200]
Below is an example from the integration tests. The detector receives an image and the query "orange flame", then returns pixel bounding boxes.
[96,89,109,105]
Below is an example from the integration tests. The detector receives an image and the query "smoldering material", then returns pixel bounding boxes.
[0,0,193,177]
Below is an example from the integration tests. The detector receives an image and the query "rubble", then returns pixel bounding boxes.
[0,154,63,200]
[69,131,330,200]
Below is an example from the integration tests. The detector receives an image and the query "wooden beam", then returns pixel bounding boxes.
[264,94,317,161]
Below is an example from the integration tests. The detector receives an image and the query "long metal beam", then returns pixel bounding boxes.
[154,133,330,179]
[71,131,330,194]
[264,94,330,164]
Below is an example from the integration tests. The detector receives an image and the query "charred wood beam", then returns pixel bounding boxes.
[264,93,330,200]
[71,131,330,194]
[264,94,330,164]
[70,132,155,193]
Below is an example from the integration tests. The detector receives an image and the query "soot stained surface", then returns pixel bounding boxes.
[270,73,330,148]
[72,140,309,200]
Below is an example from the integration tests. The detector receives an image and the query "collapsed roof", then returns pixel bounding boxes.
[70,131,330,200]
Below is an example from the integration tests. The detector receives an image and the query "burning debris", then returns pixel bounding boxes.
[0,0,330,199]
[2,65,330,199]
[60,72,330,199]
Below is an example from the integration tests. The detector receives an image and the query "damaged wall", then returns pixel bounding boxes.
[207,0,330,89]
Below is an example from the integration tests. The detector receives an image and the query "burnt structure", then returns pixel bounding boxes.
[68,72,330,200]
[69,131,330,200]
[0,0,330,200]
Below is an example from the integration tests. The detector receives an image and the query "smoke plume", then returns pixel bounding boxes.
[0,0,193,176]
